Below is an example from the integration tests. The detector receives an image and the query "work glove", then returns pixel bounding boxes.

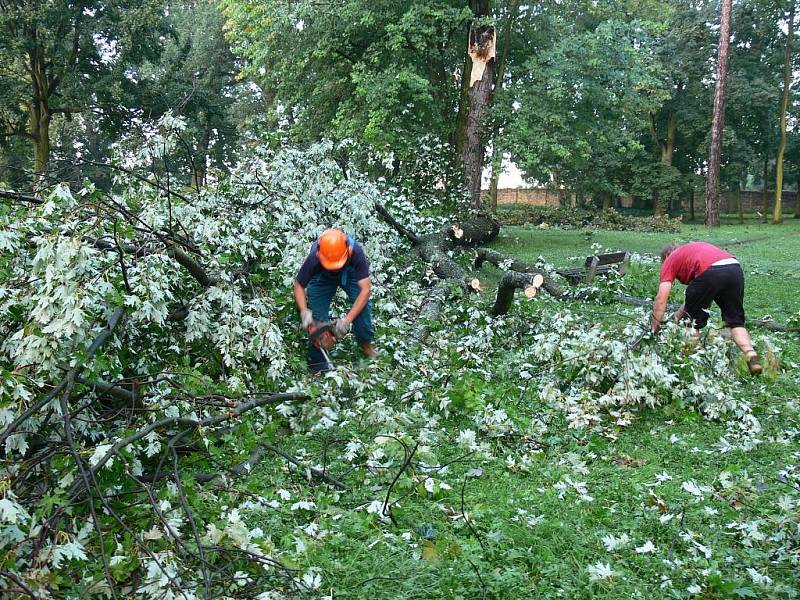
[300,309,313,329]
[334,316,352,338]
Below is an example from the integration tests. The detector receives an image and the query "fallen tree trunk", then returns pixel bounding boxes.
[376,204,497,338]
[492,271,544,316]
[414,283,448,342]
[376,204,499,284]
[447,214,500,247]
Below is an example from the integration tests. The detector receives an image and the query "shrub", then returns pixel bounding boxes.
[497,206,682,233]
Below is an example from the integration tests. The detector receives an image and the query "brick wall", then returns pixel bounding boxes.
[485,188,565,206]
[488,188,798,213]
[682,190,797,213]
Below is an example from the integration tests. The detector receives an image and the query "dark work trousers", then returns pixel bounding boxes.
[306,265,374,372]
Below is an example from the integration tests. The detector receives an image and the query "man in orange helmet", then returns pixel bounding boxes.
[293,228,377,372]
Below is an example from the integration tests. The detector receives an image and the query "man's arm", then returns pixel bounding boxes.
[293,280,313,328]
[345,277,371,323]
[651,281,673,332]
[293,280,308,312]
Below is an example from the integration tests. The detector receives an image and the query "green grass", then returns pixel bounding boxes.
[209,219,800,599]
[492,217,800,322]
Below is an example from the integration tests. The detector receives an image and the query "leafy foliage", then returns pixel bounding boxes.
[497,206,682,233]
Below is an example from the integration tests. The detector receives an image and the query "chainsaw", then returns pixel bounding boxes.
[307,320,339,371]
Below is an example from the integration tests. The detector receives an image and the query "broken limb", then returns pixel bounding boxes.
[414,283,448,343]
[491,271,545,316]
[474,248,567,298]
[447,214,500,246]
[0,307,126,450]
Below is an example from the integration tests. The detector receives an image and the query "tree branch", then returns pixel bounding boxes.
[0,189,43,204]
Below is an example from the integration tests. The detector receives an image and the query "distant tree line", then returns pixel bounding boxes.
[2,0,798,225]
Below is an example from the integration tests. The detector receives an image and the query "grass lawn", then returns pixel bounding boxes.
[492,215,800,323]
[221,217,800,599]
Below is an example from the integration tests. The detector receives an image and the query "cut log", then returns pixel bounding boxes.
[474,248,567,299]
[492,271,544,316]
[447,214,500,246]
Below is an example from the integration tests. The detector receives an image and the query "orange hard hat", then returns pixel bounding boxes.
[317,228,351,270]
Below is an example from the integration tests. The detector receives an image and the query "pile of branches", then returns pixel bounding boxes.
[0,118,430,596]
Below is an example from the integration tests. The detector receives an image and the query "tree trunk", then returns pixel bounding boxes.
[491,271,543,316]
[460,5,495,208]
[487,148,501,212]
[601,191,612,210]
[453,48,473,160]
[736,182,744,224]
[762,157,770,221]
[662,113,676,166]
[654,190,663,216]
[29,45,53,189]
[689,187,695,222]
[774,0,794,224]
[795,169,800,218]
[32,109,51,184]
[447,214,500,246]
[705,0,732,228]
[474,248,567,298]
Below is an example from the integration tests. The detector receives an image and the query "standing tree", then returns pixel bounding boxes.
[141,0,241,187]
[508,14,666,207]
[459,2,495,207]
[646,0,715,217]
[705,0,733,227]
[0,0,164,186]
[773,0,795,224]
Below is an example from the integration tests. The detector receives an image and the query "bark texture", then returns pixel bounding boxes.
[447,214,500,246]
[491,271,542,316]
[461,19,496,208]
[474,248,567,298]
[705,0,732,228]
[773,0,794,224]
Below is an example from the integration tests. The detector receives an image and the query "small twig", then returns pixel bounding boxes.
[382,441,419,525]
[171,447,212,597]
[59,373,118,600]
[467,558,487,600]
[460,474,487,551]
[262,442,348,490]
[0,570,38,598]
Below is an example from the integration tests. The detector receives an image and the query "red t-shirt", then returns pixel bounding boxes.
[659,242,734,285]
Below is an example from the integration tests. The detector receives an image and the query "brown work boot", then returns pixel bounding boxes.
[359,341,378,359]
[746,353,763,376]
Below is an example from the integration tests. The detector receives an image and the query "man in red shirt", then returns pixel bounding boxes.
[651,241,762,375]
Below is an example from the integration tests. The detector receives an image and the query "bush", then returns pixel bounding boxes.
[497,206,682,233]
